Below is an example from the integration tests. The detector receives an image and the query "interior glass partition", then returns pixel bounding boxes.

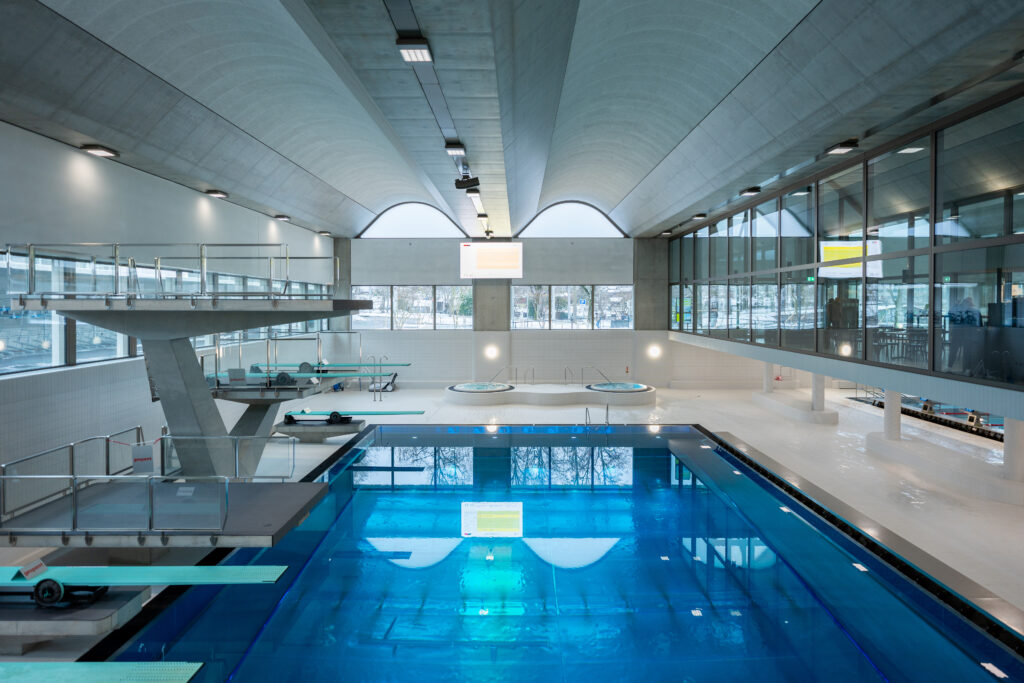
[866,255,929,368]
[869,138,930,253]
[752,273,779,346]
[728,278,750,341]
[781,188,815,267]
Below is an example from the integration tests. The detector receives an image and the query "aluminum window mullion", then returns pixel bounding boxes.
[928,129,939,373]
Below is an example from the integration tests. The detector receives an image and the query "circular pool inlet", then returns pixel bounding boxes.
[449,382,515,393]
[585,381,651,393]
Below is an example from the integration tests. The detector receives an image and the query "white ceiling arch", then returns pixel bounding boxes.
[516,200,625,238]
[358,202,467,238]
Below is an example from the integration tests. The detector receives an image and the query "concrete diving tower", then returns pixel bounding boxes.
[17,297,370,478]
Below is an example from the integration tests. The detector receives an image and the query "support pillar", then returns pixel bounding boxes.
[811,374,825,412]
[762,362,774,393]
[1005,418,1024,482]
[883,389,901,440]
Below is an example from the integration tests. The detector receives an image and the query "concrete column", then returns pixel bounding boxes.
[1005,417,1024,482]
[811,374,825,411]
[633,238,669,331]
[762,362,774,393]
[473,279,511,331]
[883,389,901,440]
[329,237,351,332]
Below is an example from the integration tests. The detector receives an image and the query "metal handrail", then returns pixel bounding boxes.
[563,366,574,385]
[1,425,143,474]
[581,365,613,385]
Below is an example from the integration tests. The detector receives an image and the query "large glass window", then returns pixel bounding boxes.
[552,285,592,329]
[709,220,729,278]
[694,284,708,334]
[351,286,392,329]
[781,187,814,267]
[594,285,633,329]
[817,275,863,358]
[695,227,709,279]
[682,284,693,332]
[780,269,815,351]
[670,284,680,330]
[937,97,1024,244]
[707,283,727,338]
[869,138,930,253]
[818,165,864,260]
[728,278,750,341]
[682,232,694,282]
[436,286,473,329]
[728,211,750,275]
[393,286,434,330]
[752,274,778,346]
[752,200,778,272]
[0,253,65,374]
[866,256,929,368]
[512,285,550,329]
[77,322,126,364]
[934,243,1024,384]
[669,239,680,283]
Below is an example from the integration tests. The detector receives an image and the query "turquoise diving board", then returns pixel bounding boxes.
[0,564,287,587]
[0,662,204,682]
[286,410,425,417]
[211,372,394,379]
[261,362,411,368]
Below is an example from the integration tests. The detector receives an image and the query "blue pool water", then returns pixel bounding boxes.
[586,381,650,392]
[449,382,515,393]
[119,425,1023,681]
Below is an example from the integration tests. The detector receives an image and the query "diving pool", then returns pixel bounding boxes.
[115,425,1024,681]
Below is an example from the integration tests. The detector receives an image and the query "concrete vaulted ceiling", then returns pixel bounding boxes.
[2,0,1023,239]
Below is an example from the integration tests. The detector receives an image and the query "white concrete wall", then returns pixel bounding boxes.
[351,238,633,285]
[670,343,764,390]
[0,121,332,282]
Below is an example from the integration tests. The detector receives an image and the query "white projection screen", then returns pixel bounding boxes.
[460,242,523,279]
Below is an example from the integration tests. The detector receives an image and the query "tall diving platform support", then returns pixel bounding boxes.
[14,297,370,477]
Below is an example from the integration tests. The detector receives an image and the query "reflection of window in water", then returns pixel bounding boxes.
[354,446,472,487]
[512,446,633,487]
[686,537,777,570]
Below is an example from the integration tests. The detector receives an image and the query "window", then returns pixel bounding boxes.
[511,285,549,329]
[594,285,633,329]
[0,254,64,374]
[360,203,464,238]
[518,202,622,238]
[728,211,750,275]
[695,227,709,279]
[682,232,695,282]
[866,256,928,369]
[351,286,392,329]
[728,278,750,341]
[869,138,930,253]
[819,165,864,246]
[781,187,814,267]
[670,284,680,330]
[77,321,126,364]
[817,275,862,358]
[552,285,592,329]
[694,283,708,334]
[709,220,728,278]
[393,286,433,330]
[436,286,473,329]
[934,243,1024,384]
[780,269,815,351]
[681,284,693,332]
[669,239,680,283]
[937,97,1024,244]
[752,274,778,346]
[707,283,727,338]
[752,200,778,272]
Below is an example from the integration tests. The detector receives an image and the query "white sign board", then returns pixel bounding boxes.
[460,242,523,279]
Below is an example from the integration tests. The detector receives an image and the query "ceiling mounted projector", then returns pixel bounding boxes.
[455,176,480,190]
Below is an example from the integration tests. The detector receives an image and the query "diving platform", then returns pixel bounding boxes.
[0,480,327,548]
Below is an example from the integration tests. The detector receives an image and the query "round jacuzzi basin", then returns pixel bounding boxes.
[449,382,515,393]
[586,381,651,393]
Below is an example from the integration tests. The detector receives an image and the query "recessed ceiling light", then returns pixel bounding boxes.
[740,186,761,197]
[897,147,924,154]
[661,230,672,236]
[274,214,290,222]
[790,187,810,196]
[205,189,228,199]
[318,230,332,237]
[826,138,858,155]
[80,144,119,158]
[397,37,432,62]
[445,142,466,156]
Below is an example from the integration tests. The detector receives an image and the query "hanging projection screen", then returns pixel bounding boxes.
[460,242,523,279]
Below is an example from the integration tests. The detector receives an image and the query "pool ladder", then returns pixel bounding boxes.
[585,404,609,426]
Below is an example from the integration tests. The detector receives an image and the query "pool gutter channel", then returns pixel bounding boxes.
[695,425,1024,661]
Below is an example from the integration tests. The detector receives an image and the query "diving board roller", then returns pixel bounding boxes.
[2,563,287,607]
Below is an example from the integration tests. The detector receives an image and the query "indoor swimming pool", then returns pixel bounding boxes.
[114,425,1024,682]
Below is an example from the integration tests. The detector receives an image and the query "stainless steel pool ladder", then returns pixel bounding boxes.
[584,404,609,427]
[563,366,574,385]
[487,366,517,384]
[581,365,613,386]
